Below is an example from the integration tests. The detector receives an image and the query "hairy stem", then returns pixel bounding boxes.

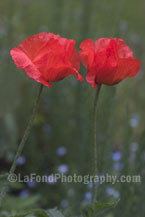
[0,84,43,207]
[92,84,102,202]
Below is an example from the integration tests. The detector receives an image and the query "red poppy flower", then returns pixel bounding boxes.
[10,33,83,87]
[79,38,141,88]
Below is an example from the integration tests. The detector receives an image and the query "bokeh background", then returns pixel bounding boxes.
[0,0,144,216]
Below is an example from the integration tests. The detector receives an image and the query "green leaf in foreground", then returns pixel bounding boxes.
[10,209,49,217]
[9,207,65,217]
[2,195,39,211]
[46,208,65,217]
[81,200,119,217]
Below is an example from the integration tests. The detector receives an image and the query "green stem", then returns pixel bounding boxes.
[92,84,102,203]
[0,84,43,207]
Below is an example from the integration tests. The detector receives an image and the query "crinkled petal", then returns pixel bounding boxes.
[86,69,98,88]
[95,60,117,86]
[73,68,83,82]
[113,58,141,83]
[80,39,94,68]
[127,58,141,77]
[25,65,52,87]
[46,54,65,70]
[10,47,52,87]
[58,39,80,71]
[94,48,118,85]
[69,46,80,71]
[18,33,61,60]
[33,39,65,70]
[94,38,111,52]
[114,38,133,58]
[45,66,83,82]
[80,39,94,49]
[18,33,50,60]
[10,48,33,69]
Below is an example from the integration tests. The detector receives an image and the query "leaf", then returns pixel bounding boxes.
[8,208,65,217]
[0,211,11,217]
[10,209,49,217]
[81,200,119,217]
[2,195,39,211]
[46,208,65,217]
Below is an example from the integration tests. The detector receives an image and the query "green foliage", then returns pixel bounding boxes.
[81,200,119,217]
[0,208,65,217]
[10,209,49,217]
[46,208,65,217]
[1,195,39,213]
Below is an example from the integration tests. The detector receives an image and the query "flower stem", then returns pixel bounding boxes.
[0,84,43,207]
[92,84,102,203]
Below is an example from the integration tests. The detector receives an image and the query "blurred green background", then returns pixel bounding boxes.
[0,0,144,216]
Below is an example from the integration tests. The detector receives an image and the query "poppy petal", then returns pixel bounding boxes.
[114,38,133,58]
[10,48,33,69]
[10,48,52,87]
[80,39,94,68]
[115,58,141,82]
